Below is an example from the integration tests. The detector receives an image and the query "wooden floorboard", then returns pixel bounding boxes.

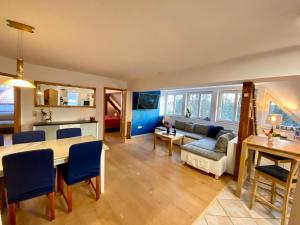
[1,132,231,225]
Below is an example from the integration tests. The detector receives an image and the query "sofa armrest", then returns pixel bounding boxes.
[226,137,238,175]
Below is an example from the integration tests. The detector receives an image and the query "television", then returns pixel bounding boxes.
[137,93,159,109]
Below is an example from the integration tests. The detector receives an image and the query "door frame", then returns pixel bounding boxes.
[0,72,21,132]
[103,87,127,142]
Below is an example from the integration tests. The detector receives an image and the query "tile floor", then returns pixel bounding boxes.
[193,179,293,225]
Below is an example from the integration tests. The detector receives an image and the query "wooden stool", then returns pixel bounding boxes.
[249,153,298,225]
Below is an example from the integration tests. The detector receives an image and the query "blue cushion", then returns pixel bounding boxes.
[12,131,45,145]
[56,128,82,139]
[58,141,102,185]
[0,134,4,146]
[207,126,224,138]
[2,149,55,204]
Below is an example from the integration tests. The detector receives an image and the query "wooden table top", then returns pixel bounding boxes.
[244,135,300,158]
[0,135,109,176]
[155,131,184,140]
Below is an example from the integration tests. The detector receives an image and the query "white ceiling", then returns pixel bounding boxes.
[0,0,300,81]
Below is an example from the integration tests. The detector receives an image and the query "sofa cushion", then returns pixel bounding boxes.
[215,133,233,153]
[207,126,224,138]
[184,133,206,140]
[187,138,217,151]
[175,120,185,130]
[184,123,194,132]
[216,129,232,139]
[194,124,209,135]
[181,139,225,161]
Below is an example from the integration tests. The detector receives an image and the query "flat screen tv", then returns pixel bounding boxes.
[137,93,159,109]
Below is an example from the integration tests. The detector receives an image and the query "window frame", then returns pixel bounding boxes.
[186,91,213,119]
[217,90,242,123]
[266,100,300,128]
[165,93,185,116]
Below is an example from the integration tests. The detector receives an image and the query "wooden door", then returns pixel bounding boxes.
[120,90,127,141]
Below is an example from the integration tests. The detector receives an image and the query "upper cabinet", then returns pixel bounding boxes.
[34,81,96,108]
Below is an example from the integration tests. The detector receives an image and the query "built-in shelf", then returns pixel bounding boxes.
[33,120,98,126]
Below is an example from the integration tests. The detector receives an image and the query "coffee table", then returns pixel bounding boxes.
[153,131,184,156]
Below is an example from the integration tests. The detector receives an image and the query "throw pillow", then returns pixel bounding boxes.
[216,129,232,139]
[215,134,229,153]
[207,126,224,138]
[175,120,185,130]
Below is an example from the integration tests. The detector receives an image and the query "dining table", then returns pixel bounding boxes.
[0,135,109,209]
[236,135,300,198]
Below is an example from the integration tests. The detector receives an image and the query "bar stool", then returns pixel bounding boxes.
[249,153,298,225]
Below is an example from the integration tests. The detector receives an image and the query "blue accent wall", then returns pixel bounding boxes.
[131,91,163,136]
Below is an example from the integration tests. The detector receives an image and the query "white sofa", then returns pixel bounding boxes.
[181,137,238,179]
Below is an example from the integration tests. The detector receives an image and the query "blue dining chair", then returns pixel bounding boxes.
[2,149,56,225]
[12,130,46,145]
[57,140,102,213]
[0,134,4,146]
[56,128,82,139]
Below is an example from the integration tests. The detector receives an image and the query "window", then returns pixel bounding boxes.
[68,91,79,106]
[0,85,14,124]
[218,91,241,122]
[166,94,184,115]
[174,95,183,115]
[269,101,299,127]
[187,93,200,117]
[235,93,242,121]
[166,95,174,114]
[199,93,212,118]
[159,95,165,116]
[187,92,212,118]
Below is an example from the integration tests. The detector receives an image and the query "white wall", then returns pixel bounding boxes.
[0,56,127,139]
[128,46,300,91]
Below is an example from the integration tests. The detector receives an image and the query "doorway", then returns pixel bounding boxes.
[103,87,127,143]
[0,73,21,146]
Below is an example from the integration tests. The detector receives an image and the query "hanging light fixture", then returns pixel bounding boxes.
[4,20,35,88]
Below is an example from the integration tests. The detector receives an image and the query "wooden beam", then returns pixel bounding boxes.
[233,81,256,180]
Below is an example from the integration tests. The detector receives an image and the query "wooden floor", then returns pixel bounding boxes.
[1,132,231,225]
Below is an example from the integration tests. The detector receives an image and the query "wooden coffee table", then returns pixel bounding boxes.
[153,131,184,156]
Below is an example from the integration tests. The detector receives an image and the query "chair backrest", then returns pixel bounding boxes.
[12,130,46,145]
[2,149,55,203]
[67,141,102,185]
[0,134,3,146]
[56,128,82,139]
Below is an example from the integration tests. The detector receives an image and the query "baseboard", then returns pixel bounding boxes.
[131,133,153,138]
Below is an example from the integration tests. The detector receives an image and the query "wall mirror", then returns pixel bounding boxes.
[34,81,96,108]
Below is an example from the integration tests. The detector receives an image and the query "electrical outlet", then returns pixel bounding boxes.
[138,126,143,129]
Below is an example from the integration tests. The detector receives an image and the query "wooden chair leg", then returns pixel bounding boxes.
[67,185,72,213]
[57,171,63,193]
[271,182,276,204]
[0,179,6,210]
[8,203,16,225]
[281,186,291,225]
[249,172,259,209]
[49,192,55,220]
[96,176,100,200]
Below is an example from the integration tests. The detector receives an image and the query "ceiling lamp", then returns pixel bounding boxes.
[4,20,35,88]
